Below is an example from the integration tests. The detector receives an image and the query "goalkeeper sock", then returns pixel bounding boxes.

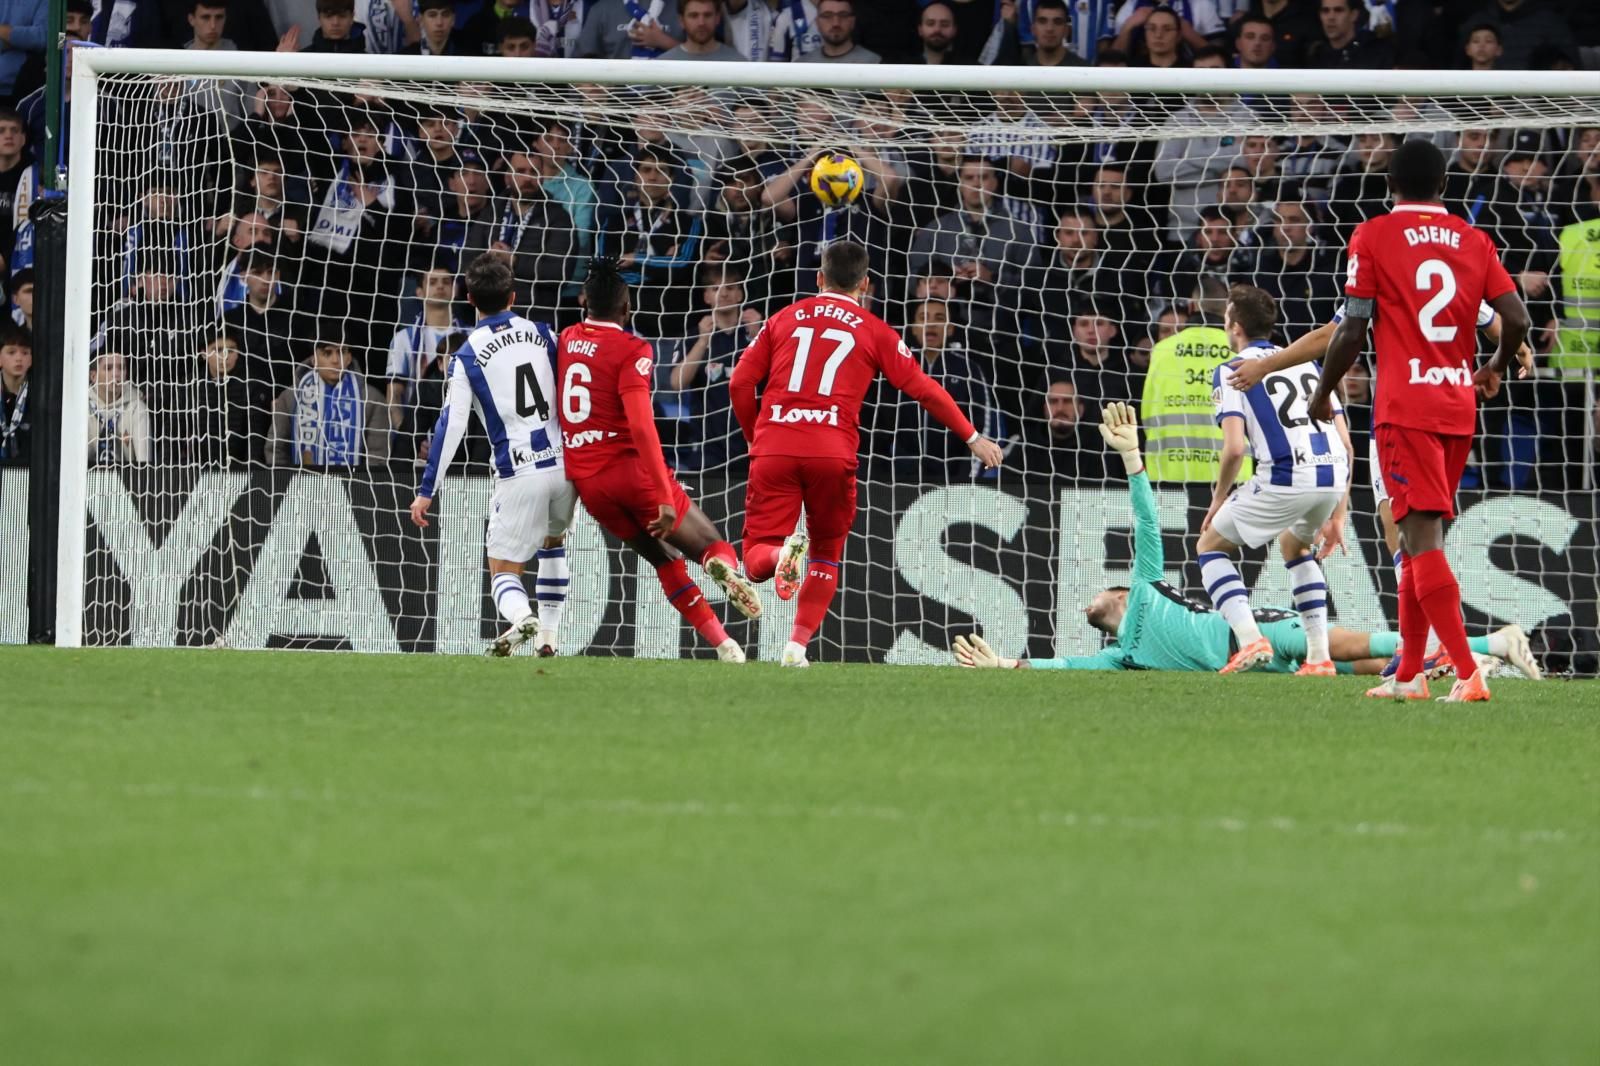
[1395,555,1429,682]
[1199,551,1261,645]
[656,559,729,649]
[1394,551,1439,653]
[490,572,532,627]
[743,542,781,583]
[789,555,841,646]
[534,546,568,635]
[700,540,740,575]
[1409,550,1478,679]
[1286,553,1330,662]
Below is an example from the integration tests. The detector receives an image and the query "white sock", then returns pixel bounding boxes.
[535,546,569,635]
[1394,551,1440,653]
[491,572,532,627]
[1199,551,1261,645]
[1287,552,1330,662]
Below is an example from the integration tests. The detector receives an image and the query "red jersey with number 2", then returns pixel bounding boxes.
[730,292,977,460]
[1344,202,1516,436]
[557,319,654,481]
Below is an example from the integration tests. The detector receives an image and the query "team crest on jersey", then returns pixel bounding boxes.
[635,356,652,377]
[897,340,912,359]
[1346,253,1359,287]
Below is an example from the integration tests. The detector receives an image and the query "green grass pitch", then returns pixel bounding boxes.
[2,647,1596,1065]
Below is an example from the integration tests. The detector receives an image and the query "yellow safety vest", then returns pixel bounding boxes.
[1554,215,1600,374]
[1140,325,1251,483]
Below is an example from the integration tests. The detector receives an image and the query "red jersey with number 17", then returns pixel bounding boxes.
[1344,202,1516,436]
[556,318,655,480]
[730,292,978,460]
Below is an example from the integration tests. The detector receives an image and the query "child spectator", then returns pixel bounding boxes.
[385,264,466,460]
[0,108,28,266]
[270,338,390,467]
[221,251,305,392]
[400,0,465,54]
[192,333,271,468]
[1463,22,1502,70]
[301,0,365,53]
[8,266,31,329]
[0,319,27,464]
[88,349,152,466]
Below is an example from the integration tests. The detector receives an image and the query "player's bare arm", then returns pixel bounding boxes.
[1481,308,1536,380]
[1309,303,1368,424]
[1227,321,1336,391]
[1315,411,1356,560]
[1200,416,1249,535]
[1475,291,1533,399]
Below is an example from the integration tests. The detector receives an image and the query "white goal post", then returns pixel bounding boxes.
[54,48,1600,663]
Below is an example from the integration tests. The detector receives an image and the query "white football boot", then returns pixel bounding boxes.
[704,556,763,620]
[485,617,538,658]
[716,640,747,664]
[779,640,810,669]
[774,533,809,601]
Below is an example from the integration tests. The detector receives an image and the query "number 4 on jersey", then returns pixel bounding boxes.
[515,362,549,420]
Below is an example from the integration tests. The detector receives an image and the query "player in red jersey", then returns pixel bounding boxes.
[1310,140,1529,703]
[557,259,761,663]
[730,240,1004,668]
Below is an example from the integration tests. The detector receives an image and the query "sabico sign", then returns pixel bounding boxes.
[1,468,1593,664]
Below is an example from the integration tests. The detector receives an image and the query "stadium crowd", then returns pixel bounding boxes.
[0,0,1595,493]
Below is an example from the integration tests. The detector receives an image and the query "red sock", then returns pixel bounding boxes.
[655,559,729,649]
[1396,558,1429,682]
[743,542,781,583]
[789,551,841,646]
[1408,549,1476,680]
[699,539,738,572]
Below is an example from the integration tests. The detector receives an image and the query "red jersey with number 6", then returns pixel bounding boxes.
[556,318,655,480]
[1344,202,1516,436]
[730,292,977,460]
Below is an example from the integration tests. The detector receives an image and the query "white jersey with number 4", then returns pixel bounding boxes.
[419,310,565,498]
[1212,340,1348,492]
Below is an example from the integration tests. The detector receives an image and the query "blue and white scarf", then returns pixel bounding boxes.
[744,0,814,61]
[535,0,584,57]
[624,0,667,59]
[293,370,365,466]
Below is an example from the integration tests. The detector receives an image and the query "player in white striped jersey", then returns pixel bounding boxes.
[1198,284,1354,676]
[1223,298,1539,680]
[408,255,577,658]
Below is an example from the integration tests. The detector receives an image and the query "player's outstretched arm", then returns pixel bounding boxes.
[951,634,1127,671]
[410,358,472,527]
[1227,321,1338,391]
[1309,308,1367,424]
[1098,402,1165,584]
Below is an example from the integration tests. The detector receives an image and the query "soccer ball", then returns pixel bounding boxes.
[809,153,865,209]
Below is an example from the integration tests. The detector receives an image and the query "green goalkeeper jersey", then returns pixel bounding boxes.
[1031,472,1239,672]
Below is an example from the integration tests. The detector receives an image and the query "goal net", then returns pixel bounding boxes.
[56,53,1600,670]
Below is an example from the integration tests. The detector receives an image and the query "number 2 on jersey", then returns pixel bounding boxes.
[1415,258,1458,342]
[786,327,855,396]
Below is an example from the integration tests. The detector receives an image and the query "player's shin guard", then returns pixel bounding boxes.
[656,559,730,649]
[1199,551,1261,645]
[1394,551,1440,653]
[1396,556,1429,682]
[1286,553,1330,662]
[789,540,844,647]
[743,542,781,583]
[490,572,532,627]
[1408,549,1477,680]
[534,547,569,634]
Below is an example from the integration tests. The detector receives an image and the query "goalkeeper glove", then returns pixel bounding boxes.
[1097,401,1144,477]
[952,634,1019,669]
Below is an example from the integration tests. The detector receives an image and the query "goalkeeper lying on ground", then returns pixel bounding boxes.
[952,403,1536,677]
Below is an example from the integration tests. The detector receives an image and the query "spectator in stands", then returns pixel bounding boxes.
[1114,1,1218,55]
[405,104,467,261]
[1158,204,1237,310]
[1021,376,1107,481]
[722,0,819,61]
[1233,12,1278,68]
[1328,131,1396,243]
[385,264,466,460]
[1445,127,1498,220]
[1276,98,1344,205]
[901,1,958,65]
[1218,163,1263,232]
[222,251,304,392]
[270,338,390,467]
[1153,80,1253,240]
[657,0,742,59]
[0,319,27,465]
[214,211,278,316]
[0,0,45,109]
[898,298,1001,480]
[796,0,879,62]
[193,333,269,468]
[431,160,494,273]
[301,0,364,53]
[233,84,322,192]
[1246,0,1317,66]
[1026,204,1142,352]
[1239,197,1341,336]
[577,0,683,58]
[596,144,699,335]
[1305,0,1393,68]
[182,0,248,131]
[763,141,899,300]
[1061,304,1130,405]
[1127,4,1191,66]
[230,150,307,250]
[908,156,1034,329]
[702,159,778,303]
[9,266,32,330]
[0,108,27,266]
[1463,22,1503,69]
[529,119,596,310]
[400,0,465,55]
[668,263,758,469]
[1089,164,1162,300]
[100,250,192,413]
[491,141,575,322]
[88,349,151,466]
[495,14,538,56]
[1487,139,1562,332]
[991,0,1086,66]
[1460,0,1574,70]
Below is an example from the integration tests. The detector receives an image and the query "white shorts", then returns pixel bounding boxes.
[1369,437,1388,505]
[1213,483,1344,550]
[485,469,576,563]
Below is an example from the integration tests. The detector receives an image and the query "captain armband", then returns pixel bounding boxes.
[1342,297,1375,319]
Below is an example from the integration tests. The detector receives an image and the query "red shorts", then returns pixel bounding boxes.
[572,461,693,543]
[1375,424,1471,522]
[744,454,858,546]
